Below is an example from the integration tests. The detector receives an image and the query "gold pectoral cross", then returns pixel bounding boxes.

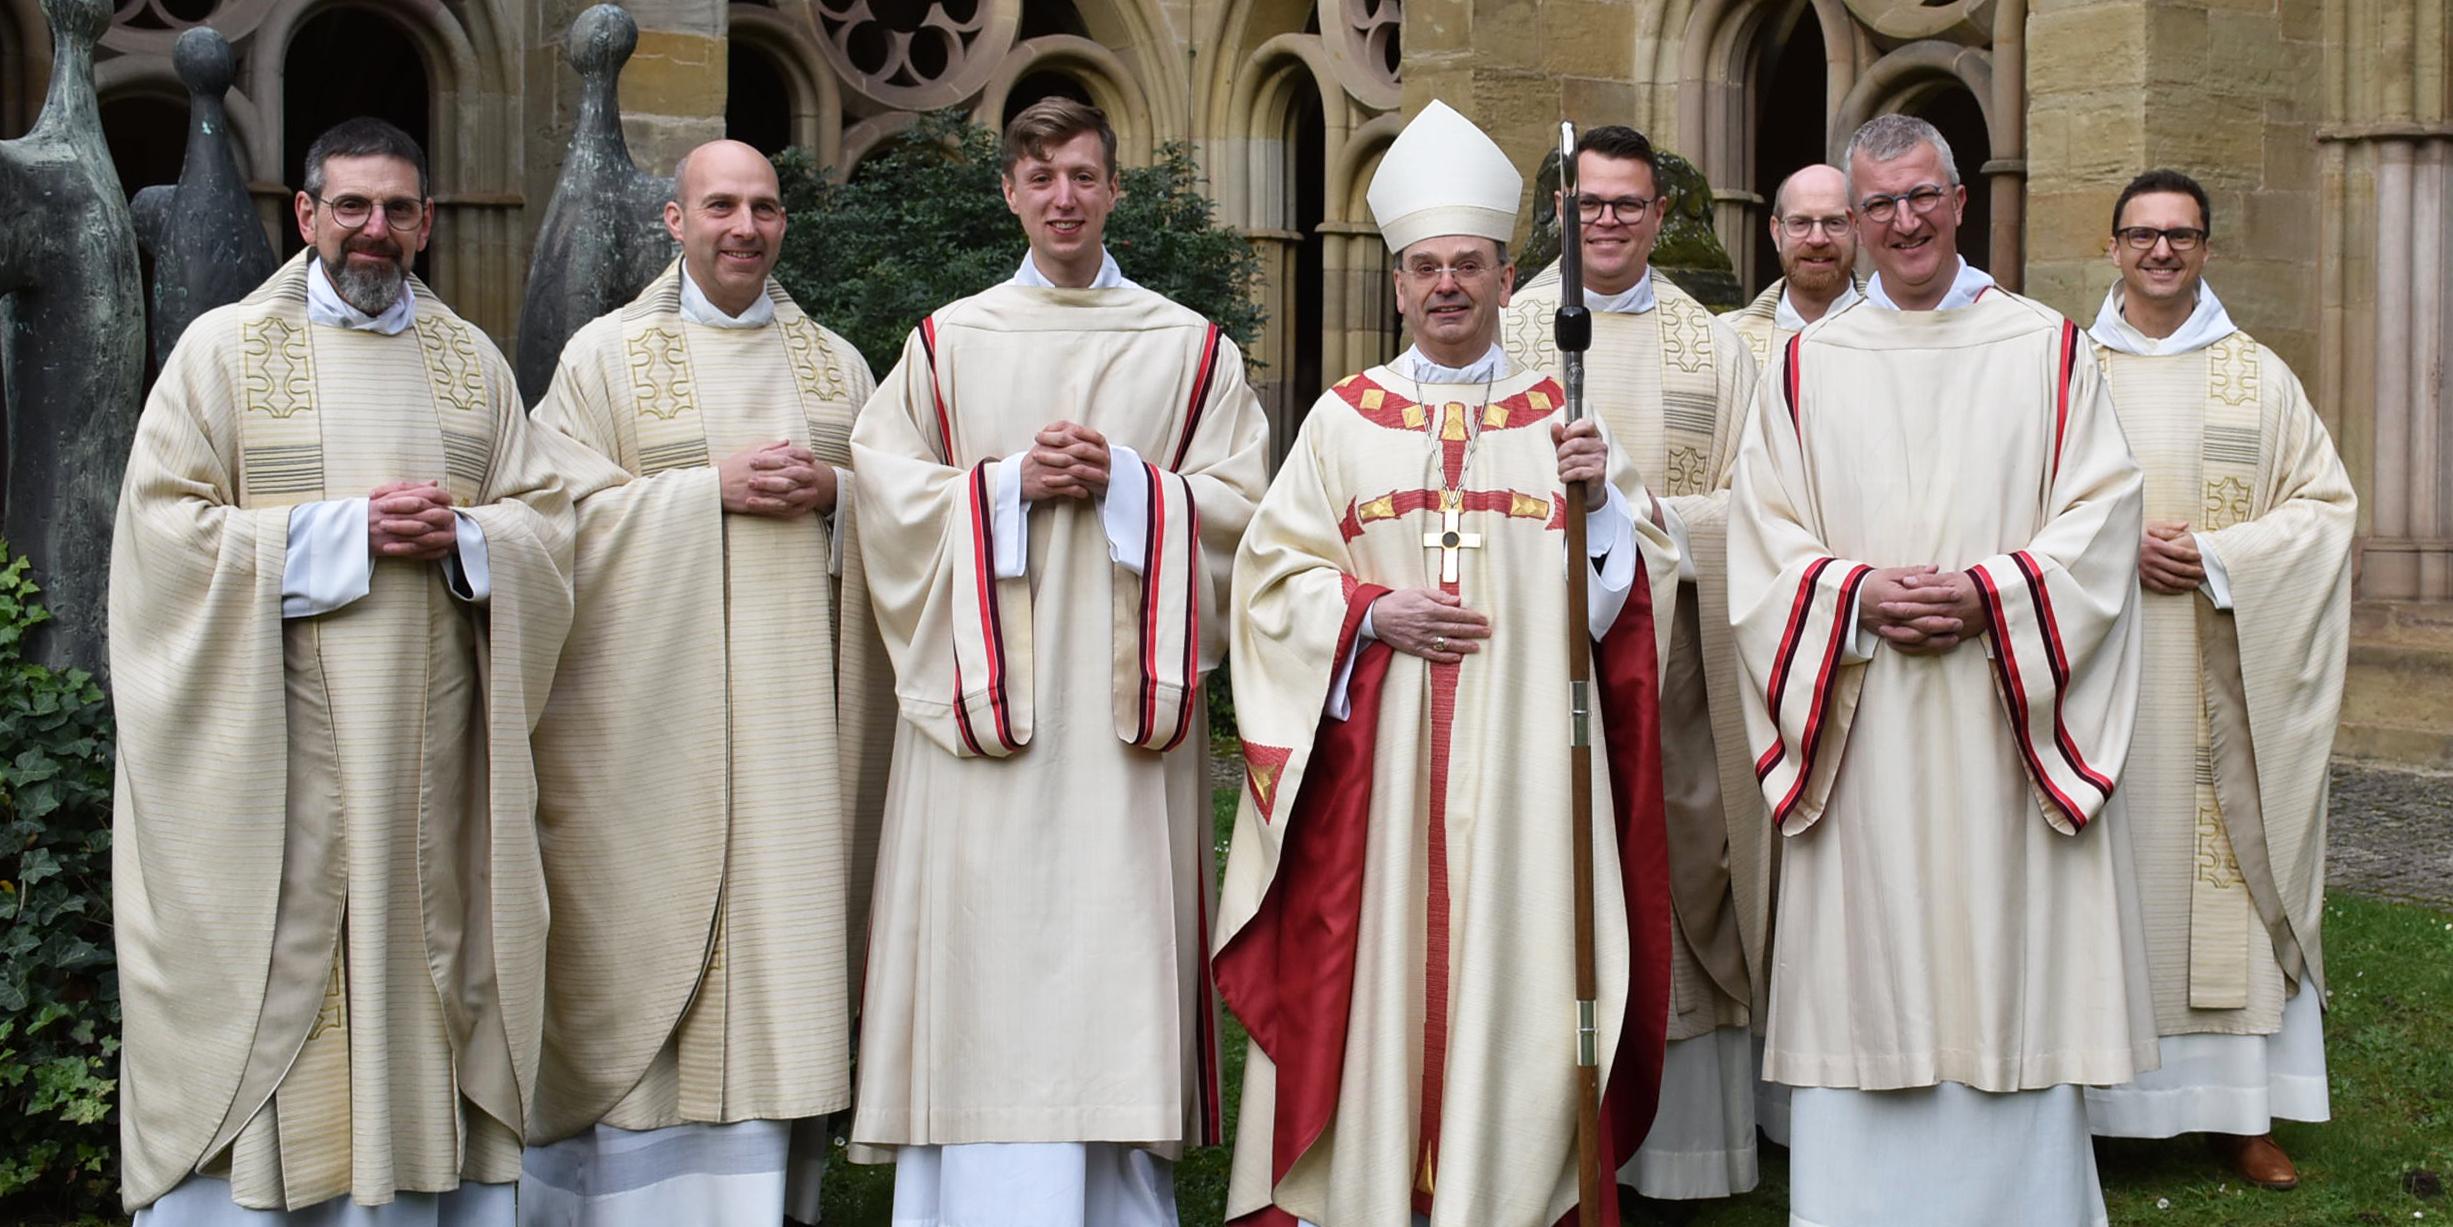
[1422,493,1483,583]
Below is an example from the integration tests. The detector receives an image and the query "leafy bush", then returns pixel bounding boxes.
[0,552,118,1214]
[771,109,1267,377]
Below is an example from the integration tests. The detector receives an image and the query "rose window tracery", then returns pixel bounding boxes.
[104,0,277,54]
[812,0,1020,110]
[1322,0,1401,109]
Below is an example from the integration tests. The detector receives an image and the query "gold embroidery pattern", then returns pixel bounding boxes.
[1503,306,1559,372]
[781,316,851,404]
[2192,743,2243,889]
[2203,475,2254,531]
[415,316,486,414]
[627,326,698,421]
[1659,298,1711,374]
[242,317,312,419]
[1667,445,1709,496]
[306,955,347,1041]
[2206,334,2260,407]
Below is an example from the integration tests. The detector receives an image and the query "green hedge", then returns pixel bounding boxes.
[0,552,119,1217]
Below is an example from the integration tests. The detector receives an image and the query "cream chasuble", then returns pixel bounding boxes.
[523,263,891,1151]
[1215,367,1683,1226]
[1725,276,1864,372]
[1730,291,2159,1094]
[847,282,1270,1160]
[1505,263,1766,1042]
[2079,289,2349,1135]
[111,252,583,1212]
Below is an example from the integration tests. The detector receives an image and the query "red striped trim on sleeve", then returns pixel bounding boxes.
[1970,565,2091,828]
[1169,323,1225,470]
[1136,462,1166,747]
[1770,563,1872,824]
[1756,556,1836,781]
[1782,334,1805,444]
[920,315,955,464]
[2010,550,2115,798]
[967,461,1021,752]
[2051,319,2078,481]
[1162,496,1204,753]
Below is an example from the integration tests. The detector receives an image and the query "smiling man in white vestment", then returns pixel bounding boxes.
[516,139,893,1226]
[846,98,1271,1226]
[111,117,586,1226]
[2078,168,2352,1192]
[1215,99,1684,1227]
[1725,165,1863,370]
[1499,123,1767,1203]
[1727,113,2160,1227]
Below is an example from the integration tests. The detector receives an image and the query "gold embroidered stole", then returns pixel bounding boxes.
[618,264,862,473]
[2183,331,2267,1009]
[1727,279,1785,370]
[1651,283,1724,497]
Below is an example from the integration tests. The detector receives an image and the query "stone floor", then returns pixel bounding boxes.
[2328,762,2453,909]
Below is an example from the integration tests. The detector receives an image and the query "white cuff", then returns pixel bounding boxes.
[1838,585,1879,663]
[992,456,1030,580]
[828,467,853,579]
[1098,444,1151,575]
[1582,485,1638,637]
[441,510,490,604]
[1327,604,1379,721]
[282,497,373,619]
[1657,499,1697,583]
[2195,532,2234,611]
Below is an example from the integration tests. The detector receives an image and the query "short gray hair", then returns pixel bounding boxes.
[1843,114,1959,189]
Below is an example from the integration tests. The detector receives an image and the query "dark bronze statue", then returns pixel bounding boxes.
[514,3,681,403]
[0,0,145,674]
[133,25,278,362]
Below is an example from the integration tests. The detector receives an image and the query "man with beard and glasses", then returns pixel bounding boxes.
[1726,112,2158,1227]
[1499,124,1770,1205]
[1219,100,1681,1226]
[1727,164,1863,370]
[111,116,593,1225]
[847,98,1271,1225]
[2079,168,2351,1192]
[517,138,896,1227]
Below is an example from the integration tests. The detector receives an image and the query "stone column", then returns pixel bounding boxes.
[2345,131,2453,600]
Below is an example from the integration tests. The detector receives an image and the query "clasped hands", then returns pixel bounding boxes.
[2138,519,2206,595]
[367,480,458,561]
[718,441,835,517]
[1020,421,1112,501]
[1857,565,1985,655]
[1370,419,1614,663]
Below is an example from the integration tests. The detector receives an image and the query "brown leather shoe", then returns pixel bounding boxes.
[2212,1132,2300,1190]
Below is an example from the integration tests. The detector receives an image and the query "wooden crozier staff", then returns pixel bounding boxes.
[1554,118,1606,1227]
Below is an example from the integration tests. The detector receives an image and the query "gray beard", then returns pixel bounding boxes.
[323,254,406,317]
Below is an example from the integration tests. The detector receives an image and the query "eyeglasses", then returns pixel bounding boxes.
[1778,215,1850,238]
[1401,258,1497,285]
[2114,226,2206,251]
[314,194,427,231]
[1856,185,1950,224]
[1574,194,1654,224]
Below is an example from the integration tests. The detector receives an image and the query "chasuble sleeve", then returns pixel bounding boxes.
[524,338,737,1140]
[1727,349,1878,835]
[851,326,1035,758]
[108,318,302,1206]
[1961,347,2145,835]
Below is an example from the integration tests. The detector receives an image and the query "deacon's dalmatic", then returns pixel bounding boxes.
[1501,125,1767,1202]
[847,99,1270,1221]
[1216,100,1682,1227]
[111,121,586,1221]
[519,141,892,1224]
[2079,173,2349,1183]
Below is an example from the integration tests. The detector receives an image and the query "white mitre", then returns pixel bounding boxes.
[1366,99,1522,253]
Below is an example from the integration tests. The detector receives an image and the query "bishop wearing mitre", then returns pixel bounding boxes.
[1215,100,1683,1227]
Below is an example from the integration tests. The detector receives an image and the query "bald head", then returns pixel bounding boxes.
[664,139,786,317]
[672,139,778,210]
[1772,164,1849,219]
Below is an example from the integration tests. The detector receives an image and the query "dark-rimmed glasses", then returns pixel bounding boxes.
[2114,226,2206,252]
[1574,195,1654,224]
[314,194,427,231]
[1857,185,1950,224]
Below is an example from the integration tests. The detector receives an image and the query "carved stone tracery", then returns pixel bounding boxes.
[102,0,275,53]
[813,0,1019,110]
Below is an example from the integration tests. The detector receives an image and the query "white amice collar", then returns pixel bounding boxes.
[1013,247,1140,291]
[2088,282,2238,357]
[1776,279,1863,331]
[679,265,777,329]
[305,256,416,335]
[1586,268,1657,315]
[1866,257,1996,312]
[1390,342,1510,385]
